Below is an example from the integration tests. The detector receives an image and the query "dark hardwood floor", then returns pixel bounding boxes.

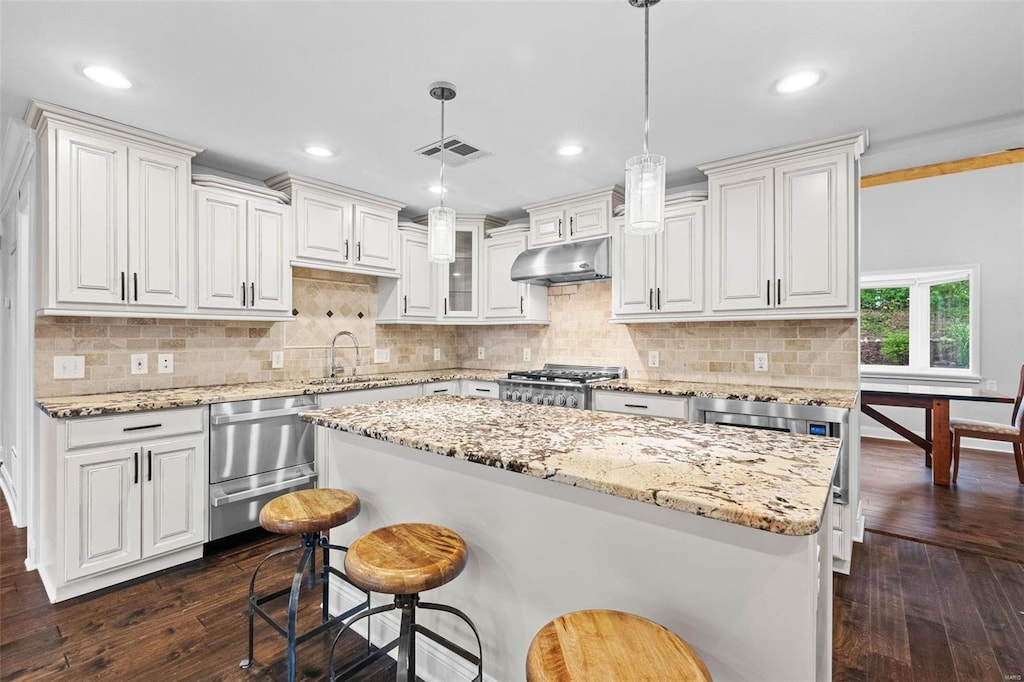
[1,438,1022,681]
[860,436,1024,563]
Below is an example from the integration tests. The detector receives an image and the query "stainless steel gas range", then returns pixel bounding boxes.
[497,364,626,409]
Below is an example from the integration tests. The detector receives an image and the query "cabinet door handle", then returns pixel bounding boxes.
[251,282,255,307]
[557,218,563,238]
[132,272,139,302]
[656,287,661,310]
[474,388,492,393]
[444,297,448,315]
[520,296,524,314]
[569,216,574,236]
[344,239,350,260]
[767,279,771,306]
[777,278,782,305]
[147,450,152,482]
[432,388,449,394]
[123,423,161,432]
[649,288,654,311]
[241,282,247,307]
[624,404,649,409]
[403,295,408,314]
[120,272,126,302]
[356,241,361,261]
[133,451,139,485]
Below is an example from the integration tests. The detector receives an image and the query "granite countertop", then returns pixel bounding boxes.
[591,378,857,409]
[303,395,839,536]
[36,369,506,418]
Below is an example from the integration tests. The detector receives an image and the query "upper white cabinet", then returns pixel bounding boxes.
[27,100,201,316]
[482,224,548,321]
[523,186,623,247]
[380,223,438,320]
[700,131,867,316]
[612,193,706,319]
[266,173,404,276]
[193,180,292,318]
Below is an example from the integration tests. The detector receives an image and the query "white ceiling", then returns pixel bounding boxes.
[2,1,1022,219]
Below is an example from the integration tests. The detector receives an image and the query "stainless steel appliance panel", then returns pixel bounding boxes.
[209,463,316,540]
[209,395,316,484]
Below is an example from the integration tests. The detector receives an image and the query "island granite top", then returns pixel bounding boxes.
[591,378,856,409]
[36,369,506,418]
[302,395,839,536]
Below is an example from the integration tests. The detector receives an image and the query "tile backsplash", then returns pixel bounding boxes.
[35,275,857,398]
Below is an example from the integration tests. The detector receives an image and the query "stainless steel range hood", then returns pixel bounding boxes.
[510,237,610,286]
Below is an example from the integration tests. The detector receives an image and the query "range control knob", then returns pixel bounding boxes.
[503,389,513,400]
[567,395,579,408]
[512,390,522,401]
[522,391,532,402]
[555,394,567,407]
[533,394,543,404]
[543,395,553,406]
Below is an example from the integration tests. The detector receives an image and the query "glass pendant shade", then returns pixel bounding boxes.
[624,153,666,235]
[427,205,457,263]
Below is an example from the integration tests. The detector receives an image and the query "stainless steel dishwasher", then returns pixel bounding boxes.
[208,395,316,540]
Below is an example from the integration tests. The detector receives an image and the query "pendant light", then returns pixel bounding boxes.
[427,81,457,263]
[624,0,666,235]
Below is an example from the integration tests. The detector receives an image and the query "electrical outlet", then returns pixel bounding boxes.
[131,354,148,375]
[523,348,532,362]
[477,346,485,360]
[985,379,998,391]
[754,352,769,372]
[157,353,173,374]
[648,350,659,368]
[53,355,85,379]
[373,348,390,363]
[271,350,284,369]
[433,348,441,361]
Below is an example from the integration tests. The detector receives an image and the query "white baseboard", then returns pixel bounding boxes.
[329,580,493,682]
[860,424,1013,454]
[852,500,865,543]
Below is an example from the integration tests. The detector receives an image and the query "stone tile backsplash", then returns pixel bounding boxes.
[36,275,857,398]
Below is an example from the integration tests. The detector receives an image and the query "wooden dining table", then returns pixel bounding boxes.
[860,382,1015,485]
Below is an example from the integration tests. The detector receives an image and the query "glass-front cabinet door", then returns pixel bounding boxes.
[441,222,481,318]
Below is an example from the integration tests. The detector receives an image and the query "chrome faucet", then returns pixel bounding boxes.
[328,331,361,378]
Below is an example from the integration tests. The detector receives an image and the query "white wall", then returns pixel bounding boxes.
[860,161,1024,445]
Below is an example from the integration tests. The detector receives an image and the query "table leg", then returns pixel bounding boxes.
[930,399,951,485]
[924,408,933,468]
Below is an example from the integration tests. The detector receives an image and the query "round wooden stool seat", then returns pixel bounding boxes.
[343,523,468,595]
[258,488,360,535]
[526,609,712,682]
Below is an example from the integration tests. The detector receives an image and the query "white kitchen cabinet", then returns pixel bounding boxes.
[701,131,866,316]
[591,391,689,419]
[37,406,207,602]
[194,184,291,318]
[612,194,706,319]
[28,101,200,316]
[381,223,438,320]
[523,186,623,247]
[441,219,482,319]
[461,380,499,399]
[421,381,459,396]
[266,173,404,276]
[482,224,548,321]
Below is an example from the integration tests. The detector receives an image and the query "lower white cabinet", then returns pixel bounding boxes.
[37,406,208,602]
[591,390,689,419]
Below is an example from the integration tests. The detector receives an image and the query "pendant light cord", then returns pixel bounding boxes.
[439,99,446,209]
[643,0,650,156]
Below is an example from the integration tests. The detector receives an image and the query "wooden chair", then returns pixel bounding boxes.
[950,365,1024,483]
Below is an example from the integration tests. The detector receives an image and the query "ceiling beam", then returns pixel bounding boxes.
[861,149,1024,188]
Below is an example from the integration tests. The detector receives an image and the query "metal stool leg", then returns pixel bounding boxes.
[287,540,316,682]
[396,594,418,682]
[420,600,484,682]
[240,542,303,670]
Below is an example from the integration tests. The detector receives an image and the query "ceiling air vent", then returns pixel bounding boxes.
[415,135,491,168]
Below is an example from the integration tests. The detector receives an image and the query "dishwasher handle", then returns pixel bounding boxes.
[210,474,318,507]
[211,405,315,425]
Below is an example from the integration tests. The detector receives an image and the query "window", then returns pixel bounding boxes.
[860,266,979,379]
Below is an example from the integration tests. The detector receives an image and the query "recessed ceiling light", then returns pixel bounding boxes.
[82,65,132,89]
[774,70,822,94]
[558,144,584,157]
[428,185,448,194]
[304,145,335,158]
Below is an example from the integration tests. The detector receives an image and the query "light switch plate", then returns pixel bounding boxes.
[477,346,485,360]
[53,355,85,379]
[523,348,531,362]
[433,348,441,361]
[985,379,998,391]
[131,354,148,375]
[157,353,173,374]
[754,352,769,372]
[271,350,284,369]
[374,348,390,363]
[648,350,659,368]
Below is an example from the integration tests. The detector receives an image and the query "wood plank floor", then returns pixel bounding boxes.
[860,437,1024,563]
[2,438,1022,681]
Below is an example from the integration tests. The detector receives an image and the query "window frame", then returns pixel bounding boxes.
[860,265,980,382]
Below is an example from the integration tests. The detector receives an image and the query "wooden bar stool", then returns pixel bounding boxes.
[526,609,712,682]
[240,488,369,682]
[328,523,483,682]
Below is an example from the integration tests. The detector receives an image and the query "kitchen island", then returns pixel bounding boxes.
[303,395,838,681]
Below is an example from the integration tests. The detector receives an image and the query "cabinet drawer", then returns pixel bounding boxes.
[462,380,499,399]
[422,381,459,396]
[591,391,689,420]
[66,407,206,450]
